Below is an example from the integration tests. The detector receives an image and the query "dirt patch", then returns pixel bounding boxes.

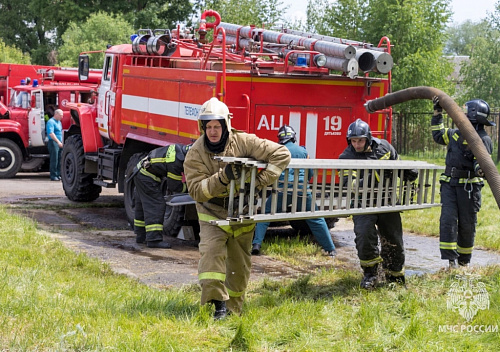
[1,171,499,290]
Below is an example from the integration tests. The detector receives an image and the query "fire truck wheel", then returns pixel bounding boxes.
[124,152,146,227]
[61,135,101,202]
[0,138,23,179]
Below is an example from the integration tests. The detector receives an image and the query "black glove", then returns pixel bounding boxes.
[403,169,418,182]
[432,96,442,113]
[476,168,485,177]
[224,163,242,181]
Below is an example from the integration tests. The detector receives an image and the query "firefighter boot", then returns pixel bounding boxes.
[360,265,379,290]
[449,259,459,270]
[386,274,406,287]
[210,300,228,320]
[147,240,172,249]
[251,243,261,255]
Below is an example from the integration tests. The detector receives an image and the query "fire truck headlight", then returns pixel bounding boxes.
[314,54,327,67]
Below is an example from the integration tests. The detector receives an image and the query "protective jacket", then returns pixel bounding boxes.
[431,113,493,263]
[184,129,290,313]
[339,138,405,277]
[133,144,189,243]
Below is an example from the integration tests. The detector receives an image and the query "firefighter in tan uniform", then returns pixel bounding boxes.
[184,98,291,319]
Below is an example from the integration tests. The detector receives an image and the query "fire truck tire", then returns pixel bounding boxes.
[61,134,101,202]
[124,152,146,227]
[0,138,23,179]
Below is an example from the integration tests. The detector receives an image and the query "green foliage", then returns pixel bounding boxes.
[1,204,499,350]
[459,1,500,107]
[0,39,31,64]
[58,12,135,68]
[444,20,488,56]
[204,0,288,26]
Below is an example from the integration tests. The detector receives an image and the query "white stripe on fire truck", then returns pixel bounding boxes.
[122,94,201,121]
[305,113,318,159]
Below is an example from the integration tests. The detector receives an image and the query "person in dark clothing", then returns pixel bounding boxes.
[252,125,336,257]
[131,143,190,248]
[339,119,416,289]
[432,97,494,269]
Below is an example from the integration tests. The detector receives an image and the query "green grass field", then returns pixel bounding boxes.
[1,191,499,351]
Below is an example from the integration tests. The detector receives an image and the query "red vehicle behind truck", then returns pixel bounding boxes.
[63,10,393,235]
[0,64,100,177]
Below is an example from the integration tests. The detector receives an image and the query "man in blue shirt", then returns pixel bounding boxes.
[46,108,63,181]
[251,125,337,257]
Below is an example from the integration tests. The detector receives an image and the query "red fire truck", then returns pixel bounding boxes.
[63,10,393,235]
[0,65,100,177]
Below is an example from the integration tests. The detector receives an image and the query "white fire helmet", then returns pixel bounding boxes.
[198,97,232,132]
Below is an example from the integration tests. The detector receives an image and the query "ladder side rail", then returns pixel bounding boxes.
[248,166,257,216]
[228,179,236,218]
[336,168,344,210]
[238,166,247,215]
[281,169,290,213]
[431,169,438,204]
[291,169,300,214]
[301,169,308,212]
[320,169,327,210]
[391,169,399,207]
[312,169,319,211]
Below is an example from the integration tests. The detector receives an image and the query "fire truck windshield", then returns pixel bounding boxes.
[9,90,30,109]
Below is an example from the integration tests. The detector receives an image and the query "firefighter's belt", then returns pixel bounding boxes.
[445,166,473,179]
[207,197,233,209]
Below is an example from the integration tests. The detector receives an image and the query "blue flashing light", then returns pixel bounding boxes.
[32,79,39,87]
[20,79,26,85]
[130,34,138,43]
[296,56,307,67]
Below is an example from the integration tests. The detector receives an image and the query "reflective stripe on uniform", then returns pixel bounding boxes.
[199,271,226,281]
[167,172,183,181]
[139,168,161,182]
[360,256,383,267]
[134,219,145,228]
[198,213,255,237]
[457,245,473,254]
[379,151,391,160]
[440,241,457,250]
[439,175,483,184]
[201,178,212,198]
[227,287,244,298]
[266,163,283,177]
[431,123,444,131]
[145,224,164,232]
[385,268,405,277]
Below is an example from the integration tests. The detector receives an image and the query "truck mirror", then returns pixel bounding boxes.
[79,55,90,81]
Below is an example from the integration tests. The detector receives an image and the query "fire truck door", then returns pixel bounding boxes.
[254,105,351,159]
[28,89,46,147]
[96,54,115,138]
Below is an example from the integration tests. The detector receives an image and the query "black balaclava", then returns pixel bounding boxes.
[202,119,229,154]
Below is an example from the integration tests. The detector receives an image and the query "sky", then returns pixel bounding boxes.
[285,0,497,24]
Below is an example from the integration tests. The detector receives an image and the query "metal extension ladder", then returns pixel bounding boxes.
[212,157,443,226]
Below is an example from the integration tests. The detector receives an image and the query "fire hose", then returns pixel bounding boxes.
[365,86,500,210]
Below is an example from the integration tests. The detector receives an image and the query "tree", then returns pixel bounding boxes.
[305,0,455,112]
[0,0,194,65]
[0,39,31,64]
[203,0,287,27]
[459,1,500,107]
[444,20,488,56]
[58,12,135,69]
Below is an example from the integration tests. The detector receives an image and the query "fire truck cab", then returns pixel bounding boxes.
[0,72,99,178]
[63,10,393,237]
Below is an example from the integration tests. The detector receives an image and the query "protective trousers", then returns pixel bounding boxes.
[439,181,482,263]
[254,192,335,251]
[352,212,405,276]
[196,203,255,314]
[134,172,165,242]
